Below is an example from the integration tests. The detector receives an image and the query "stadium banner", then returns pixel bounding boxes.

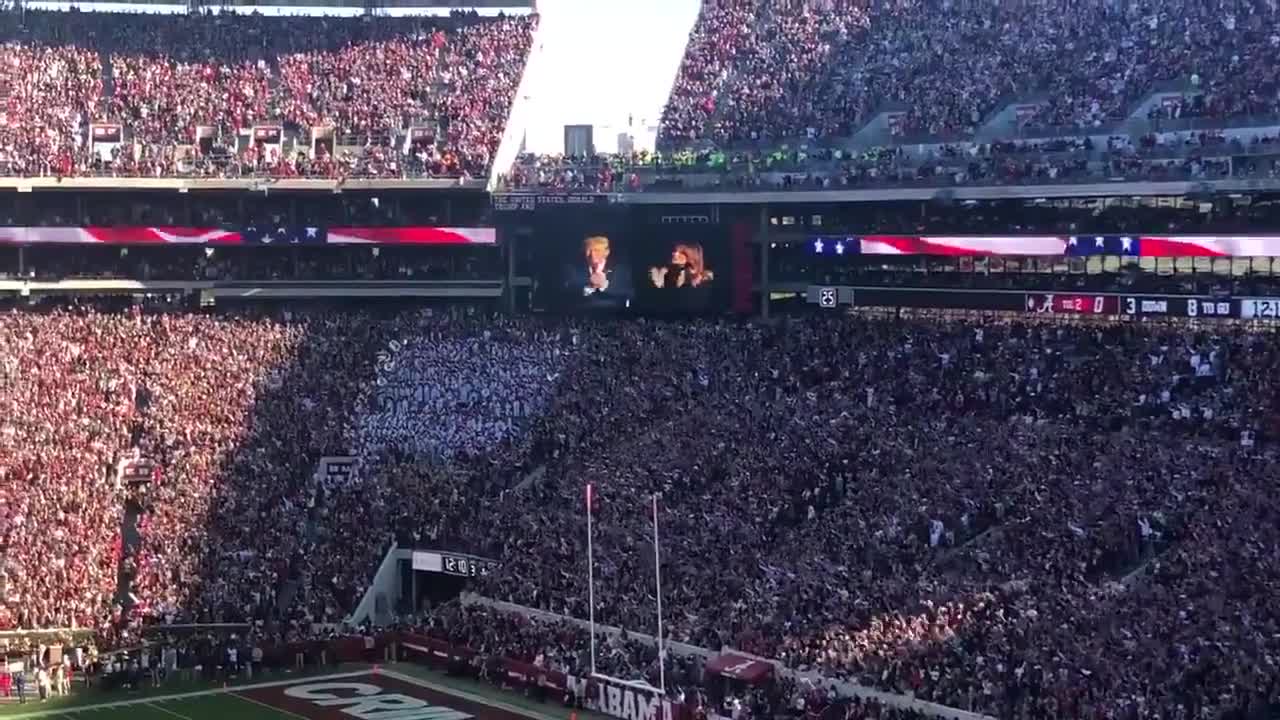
[846,234,1280,257]
[398,633,692,720]
[0,226,496,246]
[398,633,476,667]
[326,227,496,245]
[568,674,689,720]
[497,657,571,694]
[492,193,610,212]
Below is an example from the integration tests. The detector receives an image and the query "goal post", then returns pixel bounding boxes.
[585,485,668,711]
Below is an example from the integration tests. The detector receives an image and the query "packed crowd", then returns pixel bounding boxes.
[449,320,1279,720]
[295,318,575,622]
[658,0,1280,146]
[0,42,102,177]
[410,602,936,720]
[0,311,131,631]
[502,129,1280,192]
[4,305,1280,720]
[0,10,534,178]
[0,307,396,638]
[353,328,571,462]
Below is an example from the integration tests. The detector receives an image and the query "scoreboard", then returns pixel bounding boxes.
[803,285,1279,320]
[1025,293,1119,315]
[1121,296,1234,318]
[411,550,497,577]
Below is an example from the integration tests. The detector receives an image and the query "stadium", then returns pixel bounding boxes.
[0,0,1279,719]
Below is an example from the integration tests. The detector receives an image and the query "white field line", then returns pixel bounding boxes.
[375,668,563,720]
[225,690,318,720]
[144,702,195,720]
[1,670,372,719]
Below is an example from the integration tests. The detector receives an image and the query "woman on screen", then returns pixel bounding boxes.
[649,243,714,289]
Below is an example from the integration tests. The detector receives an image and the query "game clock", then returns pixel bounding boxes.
[442,554,496,577]
[1239,298,1280,319]
[1025,293,1119,315]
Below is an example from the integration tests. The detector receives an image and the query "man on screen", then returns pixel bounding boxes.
[564,235,632,308]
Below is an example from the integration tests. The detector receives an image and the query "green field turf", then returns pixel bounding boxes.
[0,664,591,720]
[1,681,318,720]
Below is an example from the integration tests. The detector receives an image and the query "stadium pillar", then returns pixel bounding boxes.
[505,228,517,314]
[410,564,418,612]
[759,205,770,319]
[17,247,23,277]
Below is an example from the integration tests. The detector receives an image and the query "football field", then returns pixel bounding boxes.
[0,666,582,720]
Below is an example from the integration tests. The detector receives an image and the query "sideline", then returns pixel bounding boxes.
[0,671,372,719]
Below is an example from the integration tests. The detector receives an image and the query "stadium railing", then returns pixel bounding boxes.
[457,595,995,720]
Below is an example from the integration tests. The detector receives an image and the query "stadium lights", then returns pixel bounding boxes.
[813,238,825,253]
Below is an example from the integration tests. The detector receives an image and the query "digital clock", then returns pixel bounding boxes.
[1239,298,1280,319]
[411,550,497,577]
[441,554,496,577]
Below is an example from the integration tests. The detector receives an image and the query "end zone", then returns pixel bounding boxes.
[235,670,565,720]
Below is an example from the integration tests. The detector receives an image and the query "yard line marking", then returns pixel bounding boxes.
[227,692,315,720]
[0,671,371,719]
[146,702,196,720]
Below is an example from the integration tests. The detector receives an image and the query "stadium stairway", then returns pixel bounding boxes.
[100,50,115,99]
[275,483,325,620]
[277,456,357,621]
[114,495,145,614]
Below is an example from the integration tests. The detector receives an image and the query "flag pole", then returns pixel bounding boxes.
[653,493,667,717]
[587,483,597,676]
